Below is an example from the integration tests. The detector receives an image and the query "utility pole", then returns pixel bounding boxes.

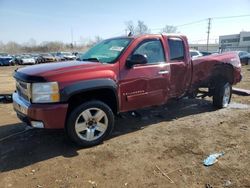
[206,18,211,52]
[71,27,74,48]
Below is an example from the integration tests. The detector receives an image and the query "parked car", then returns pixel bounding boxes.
[19,55,36,65]
[12,55,22,65]
[190,49,203,59]
[40,53,57,62]
[76,52,85,60]
[200,51,212,56]
[13,34,242,147]
[0,56,15,66]
[51,52,66,61]
[237,51,250,65]
[0,53,9,57]
[32,54,46,64]
[56,52,76,60]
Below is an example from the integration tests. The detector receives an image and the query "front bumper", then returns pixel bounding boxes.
[12,92,68,129]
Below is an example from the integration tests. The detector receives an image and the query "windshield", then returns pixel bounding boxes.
[79,38,132,63]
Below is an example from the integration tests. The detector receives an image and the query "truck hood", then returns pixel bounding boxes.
[16,60,117,83]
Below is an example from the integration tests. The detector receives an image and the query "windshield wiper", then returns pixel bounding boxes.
[81,57,101,62]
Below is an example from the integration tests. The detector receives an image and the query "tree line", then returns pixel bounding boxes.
[0,20,177,54]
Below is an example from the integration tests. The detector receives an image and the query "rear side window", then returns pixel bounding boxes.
[168,38,185,61]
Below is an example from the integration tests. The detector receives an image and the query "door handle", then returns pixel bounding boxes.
[158,70,169,75]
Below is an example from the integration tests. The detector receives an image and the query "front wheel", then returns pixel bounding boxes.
[213,81,232,108]
[66,100,114,147]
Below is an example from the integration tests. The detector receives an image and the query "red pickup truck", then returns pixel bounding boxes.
[13,34,242,146]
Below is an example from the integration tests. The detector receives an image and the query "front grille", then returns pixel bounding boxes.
[16,80,30,102]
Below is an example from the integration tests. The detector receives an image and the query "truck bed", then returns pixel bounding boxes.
[191,52,241,88]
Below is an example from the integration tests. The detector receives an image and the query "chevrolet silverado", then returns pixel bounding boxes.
[13,34,242,146]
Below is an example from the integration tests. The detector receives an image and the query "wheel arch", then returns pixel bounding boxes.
[61,79,119,115]
[210,63,234,86]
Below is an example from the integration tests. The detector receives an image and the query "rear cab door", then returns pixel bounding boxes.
[118,35,171,112]
[162,35,192,98]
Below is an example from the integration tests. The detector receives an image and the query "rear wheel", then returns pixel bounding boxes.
[66,100,114,147]
[213,81,232,108]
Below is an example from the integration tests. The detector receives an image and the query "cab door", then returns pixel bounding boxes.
[164,37,192,97]
[119,38,171,112]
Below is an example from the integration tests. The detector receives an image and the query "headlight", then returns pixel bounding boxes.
[32,82,60,103]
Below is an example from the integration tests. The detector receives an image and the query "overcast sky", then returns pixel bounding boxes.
[0,0,250,44]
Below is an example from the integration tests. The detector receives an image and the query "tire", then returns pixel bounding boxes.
[66,100,114,147]
[213,81,232,108]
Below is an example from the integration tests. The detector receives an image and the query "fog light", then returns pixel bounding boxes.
[31,121,44,128]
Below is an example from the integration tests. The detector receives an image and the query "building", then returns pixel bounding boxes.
[189,43,219,53]
[219,31,250,52]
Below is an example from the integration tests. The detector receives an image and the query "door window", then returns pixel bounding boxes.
[132,40,165,64]
[168,38,185,61]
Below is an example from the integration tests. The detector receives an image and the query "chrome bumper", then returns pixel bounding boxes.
[12,92,30,115]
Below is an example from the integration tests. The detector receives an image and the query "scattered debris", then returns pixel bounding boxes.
[155,165,174,184]
[205,183,213,188]
[203,152,225,166]
[240,125,248,131]
[224,180,232,187]
[232,87,250,96]
[130,111,141,117]
[0,94,12,103]
[88,180,97,187]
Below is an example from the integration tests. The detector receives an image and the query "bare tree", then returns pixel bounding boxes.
[125,21,135,35]
[125,20,150,35]
[0,41,4,49]
[161,25,178,33]
[136,20,150,35]
[4,42,22,54]
[94,36,103,43]
[27,38,37,47]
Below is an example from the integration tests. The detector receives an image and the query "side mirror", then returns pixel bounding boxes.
[126,54,147,68]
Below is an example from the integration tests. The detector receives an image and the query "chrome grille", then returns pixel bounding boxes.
[16,80,30,102]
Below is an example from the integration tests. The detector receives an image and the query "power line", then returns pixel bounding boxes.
[176,19,207,27]
[213,14,250,20]
[113,14,250,38]
[175,14,250,28]
[144,14,250,34]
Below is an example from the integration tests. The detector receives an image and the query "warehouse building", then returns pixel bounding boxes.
[189,43,219,53]
[219,31,250,52]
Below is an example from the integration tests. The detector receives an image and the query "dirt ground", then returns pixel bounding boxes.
[0,65,250,188]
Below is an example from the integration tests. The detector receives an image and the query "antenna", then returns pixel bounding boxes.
[128,32,132,37]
